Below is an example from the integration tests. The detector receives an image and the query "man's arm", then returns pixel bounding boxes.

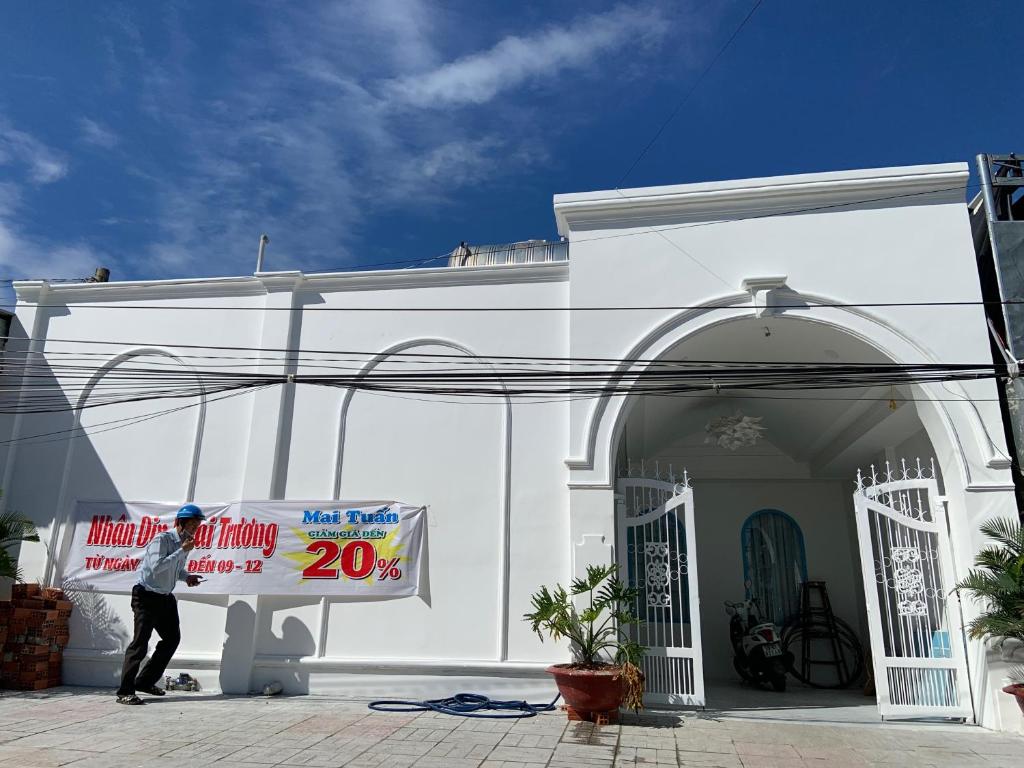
[142,533,186,581]
[176,546,191,583]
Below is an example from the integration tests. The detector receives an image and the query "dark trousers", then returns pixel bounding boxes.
[117,585,180,696]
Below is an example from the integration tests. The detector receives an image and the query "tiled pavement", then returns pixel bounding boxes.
[0,688,1021,768]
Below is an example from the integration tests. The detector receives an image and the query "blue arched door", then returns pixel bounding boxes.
[741,509,808,626]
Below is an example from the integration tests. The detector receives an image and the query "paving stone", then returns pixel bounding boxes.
[365,740,435,757]
[0,747,97,767]
[343,755,418,768]
[424,741,493,759]
[733,741,802,758]
[410,758,483,768]
[498,731,560,748]
[794,746,868,765]
[676,736,738,754]
[907,751,997,767]
[621,734,677,749]
[486,745,555,762]
[49,755,158,768]
[160,741,247,761]
[676,754,743,768]
[1,690,1021,768]
[850,748,935,766]
[442,730,506,746]
[279,748,364,767]
[735,756,809,768]
[229,744,307,764]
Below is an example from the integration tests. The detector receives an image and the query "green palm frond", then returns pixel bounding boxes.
[978,518,1024,558]
[0,508,40,582]
[966,613,1024,641]
[0,510,40,547]
[524,563,646,668]
[956,517,1024,645]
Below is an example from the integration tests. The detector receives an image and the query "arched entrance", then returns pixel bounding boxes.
[598,310,981,719]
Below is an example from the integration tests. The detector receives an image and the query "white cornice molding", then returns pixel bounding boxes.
[14,275,266,304]
[964,482,1017,492]
[553,163,969,236]
[11,263,569,306]
[302,261,568,292]
[255,270,304,293]
[12,280,49,304]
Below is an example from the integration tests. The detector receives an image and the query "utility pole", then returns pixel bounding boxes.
[971,153,1024,511]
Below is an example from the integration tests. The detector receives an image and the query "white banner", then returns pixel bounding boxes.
[62,500,426,597]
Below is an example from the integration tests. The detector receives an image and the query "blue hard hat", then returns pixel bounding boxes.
[176,504,206,521]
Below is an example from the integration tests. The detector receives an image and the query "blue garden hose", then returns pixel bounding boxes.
[368,692,561,719]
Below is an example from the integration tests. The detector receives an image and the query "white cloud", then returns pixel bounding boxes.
[0,131,109,284]
[0,214,104,283]
[0,120,68,184]
[79,118,119,149]
[386,5,669,108]
[99,2,677,278]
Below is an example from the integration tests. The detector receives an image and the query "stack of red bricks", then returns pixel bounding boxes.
[0,584,72,690]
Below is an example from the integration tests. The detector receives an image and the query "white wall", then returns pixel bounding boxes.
[6,267,572,696]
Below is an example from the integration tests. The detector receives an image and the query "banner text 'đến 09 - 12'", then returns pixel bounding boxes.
[62,500,426,596]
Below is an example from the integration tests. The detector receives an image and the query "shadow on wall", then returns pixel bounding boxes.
[220,600,256,693]
[262,616,315,695]
[3,314,209,680]
[225,599,316,695]
[61,577,132,651]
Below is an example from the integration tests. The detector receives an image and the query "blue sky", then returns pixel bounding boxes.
[0,1,1021,287]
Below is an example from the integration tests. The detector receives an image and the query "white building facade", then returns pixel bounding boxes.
[5,162,1023,733]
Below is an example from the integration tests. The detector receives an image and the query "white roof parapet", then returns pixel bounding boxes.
[552,162,970,236]
[10,260,571,306]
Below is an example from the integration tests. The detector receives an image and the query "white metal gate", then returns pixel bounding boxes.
[616,472,704,706]
[853,460,973,721]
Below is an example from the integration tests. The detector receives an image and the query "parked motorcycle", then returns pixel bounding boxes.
[725,598,792,692]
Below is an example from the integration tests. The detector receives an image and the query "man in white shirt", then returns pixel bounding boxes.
[116,504,205,705]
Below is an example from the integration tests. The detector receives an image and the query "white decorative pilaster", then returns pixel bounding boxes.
[220,271,303,694]
[568,486,616,583]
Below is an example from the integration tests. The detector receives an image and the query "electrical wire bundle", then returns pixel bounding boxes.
[0,340,1010,414]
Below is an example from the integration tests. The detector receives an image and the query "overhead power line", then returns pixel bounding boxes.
[4,383,1013,450]
[616,0,765,187]
[0,335,1009,365]
[0,348,1011,415]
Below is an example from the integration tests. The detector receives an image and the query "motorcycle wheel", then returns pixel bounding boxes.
[733,656,754,683]
[770,674,787,692]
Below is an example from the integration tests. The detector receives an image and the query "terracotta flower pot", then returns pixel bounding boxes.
[1003,683,1024,715]
[546,664,624,717]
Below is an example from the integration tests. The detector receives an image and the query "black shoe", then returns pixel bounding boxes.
[116,695,145,705]
[138,685,166,696]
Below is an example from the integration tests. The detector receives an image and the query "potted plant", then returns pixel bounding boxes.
[955,517,1024,714]
[524,563,644,720]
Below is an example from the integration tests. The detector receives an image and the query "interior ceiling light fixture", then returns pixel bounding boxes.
[705,411,767,451]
